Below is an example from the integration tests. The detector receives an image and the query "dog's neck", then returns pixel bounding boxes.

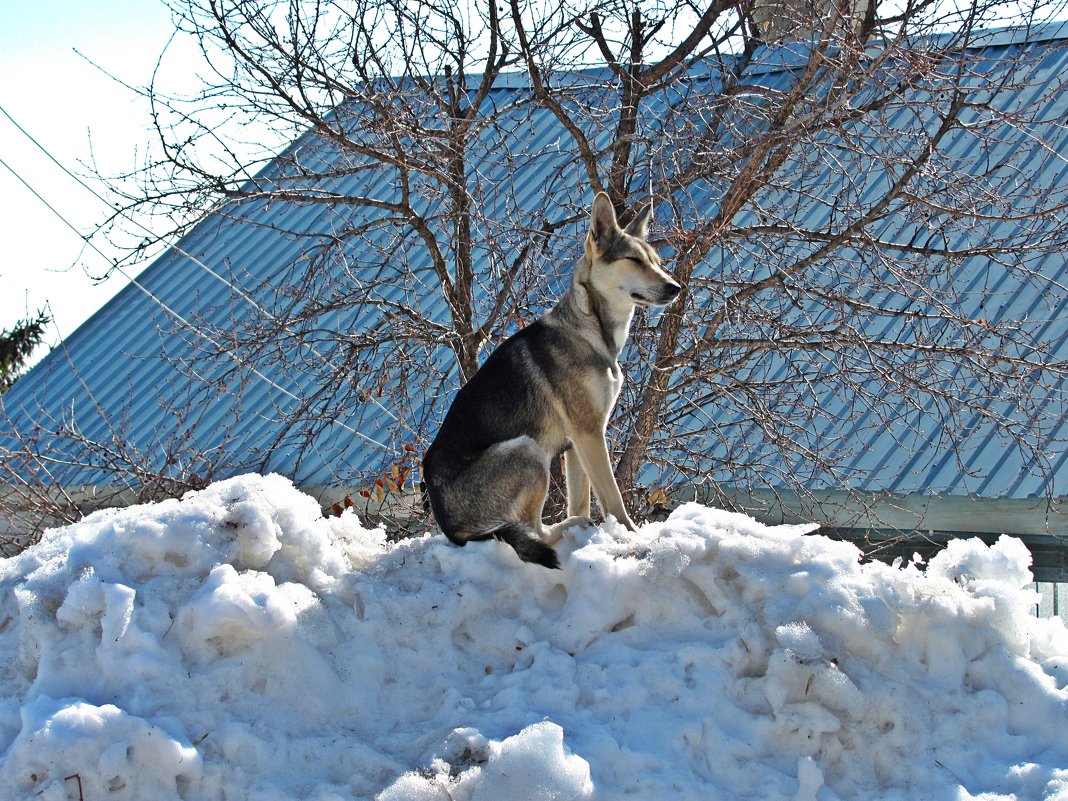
[553,274,635,361]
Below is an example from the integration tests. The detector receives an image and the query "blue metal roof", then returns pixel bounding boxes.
[3,26,1068,513]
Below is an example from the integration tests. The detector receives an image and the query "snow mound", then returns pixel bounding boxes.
[1,473,1066,800]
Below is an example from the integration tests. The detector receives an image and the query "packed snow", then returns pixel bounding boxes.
[1,473,1066,800]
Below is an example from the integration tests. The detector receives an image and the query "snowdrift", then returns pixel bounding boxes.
[1,474,1066,800]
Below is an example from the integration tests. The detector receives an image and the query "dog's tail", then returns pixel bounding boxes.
[486,522,560,570]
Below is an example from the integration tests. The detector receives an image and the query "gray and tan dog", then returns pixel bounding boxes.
[422,192,681,568]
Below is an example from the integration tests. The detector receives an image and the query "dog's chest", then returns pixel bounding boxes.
[584,363,623,415]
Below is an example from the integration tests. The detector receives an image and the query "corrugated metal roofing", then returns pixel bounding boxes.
[3,25,1067,511]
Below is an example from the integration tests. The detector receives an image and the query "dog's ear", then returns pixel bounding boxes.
[588,192,621,252]
[624,203,652,240]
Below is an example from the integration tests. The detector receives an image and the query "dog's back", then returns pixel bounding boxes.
[426,322,560,483]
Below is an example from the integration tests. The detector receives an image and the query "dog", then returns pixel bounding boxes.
[422,192,682,568]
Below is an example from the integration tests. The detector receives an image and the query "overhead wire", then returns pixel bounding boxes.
[0,103,392,451]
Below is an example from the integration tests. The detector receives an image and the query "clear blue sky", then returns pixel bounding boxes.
[0,0,189,360]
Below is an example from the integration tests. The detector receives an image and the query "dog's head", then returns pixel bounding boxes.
[583,192,681,309]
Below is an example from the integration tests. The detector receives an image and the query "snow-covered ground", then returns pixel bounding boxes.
[1,473,1066,801]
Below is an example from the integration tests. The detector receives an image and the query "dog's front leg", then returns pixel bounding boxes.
[570,432,637,530]
[564,445,591,518]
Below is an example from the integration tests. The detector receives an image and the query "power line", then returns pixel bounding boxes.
[0,102,270,314]
[1,102,405,434]
[0,105,392,451]
[0,154,94,248]
[0,152,303,407]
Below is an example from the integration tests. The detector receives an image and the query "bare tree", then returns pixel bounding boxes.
[4,0,1068,543]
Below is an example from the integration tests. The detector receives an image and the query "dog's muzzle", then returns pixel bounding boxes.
[633,283,681,307]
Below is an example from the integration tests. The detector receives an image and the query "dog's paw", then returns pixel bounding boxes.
[547,515,594,543]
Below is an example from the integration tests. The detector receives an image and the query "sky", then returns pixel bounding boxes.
[0,0,192,364]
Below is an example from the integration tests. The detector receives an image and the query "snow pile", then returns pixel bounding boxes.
[1,473,1066,801]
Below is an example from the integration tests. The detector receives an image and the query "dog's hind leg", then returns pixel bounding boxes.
[545,515,593,544]
[459,437,560,568]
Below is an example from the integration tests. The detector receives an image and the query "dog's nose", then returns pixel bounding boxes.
[662,283,681,301]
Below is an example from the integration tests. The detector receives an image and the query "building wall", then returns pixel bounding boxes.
[1035,582,1067,620]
